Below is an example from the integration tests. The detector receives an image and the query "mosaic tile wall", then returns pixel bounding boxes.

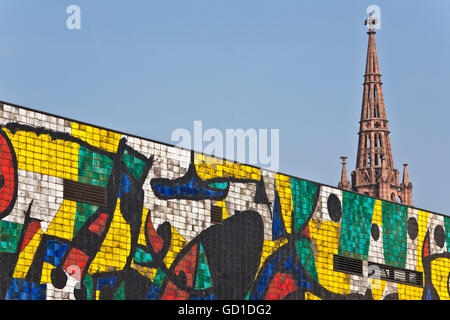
[0,102,448,300]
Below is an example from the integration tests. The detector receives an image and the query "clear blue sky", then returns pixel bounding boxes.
[0,0,448,215]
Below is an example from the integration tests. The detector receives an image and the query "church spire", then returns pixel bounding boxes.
[343,11,413,205]
[355,12,392,172]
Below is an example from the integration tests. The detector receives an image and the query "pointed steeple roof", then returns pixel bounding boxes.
[364,12,381,76]
[346,11,413,205]
[355,17,393,172]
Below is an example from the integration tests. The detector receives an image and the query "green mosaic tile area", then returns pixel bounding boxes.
[382,201,408,269]
[0,220,23,253]
[122,149,147,181]
[295,238,319,283]
[208,182,228,189]
[74,203,99,236]
[338,192,375,260]
[114,282,125,300]
[290,178,318,233]
[83,274,94,300]
[153,268,166,287]
[195,244,213,290]
[134,246,153,264]
[445,216,450,253]
[78,145,113,187]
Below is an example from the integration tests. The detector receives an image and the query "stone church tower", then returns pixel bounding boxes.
[339,13,413,205]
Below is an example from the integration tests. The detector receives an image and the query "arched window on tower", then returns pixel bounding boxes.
[373,87,379,118]
[364,135,371,150]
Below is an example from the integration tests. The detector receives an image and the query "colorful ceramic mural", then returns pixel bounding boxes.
[0,103,448,300]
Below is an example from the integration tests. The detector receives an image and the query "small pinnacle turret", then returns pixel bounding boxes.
[338,156,351,191]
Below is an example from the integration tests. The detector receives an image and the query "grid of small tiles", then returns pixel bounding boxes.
[0,102,448,301]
